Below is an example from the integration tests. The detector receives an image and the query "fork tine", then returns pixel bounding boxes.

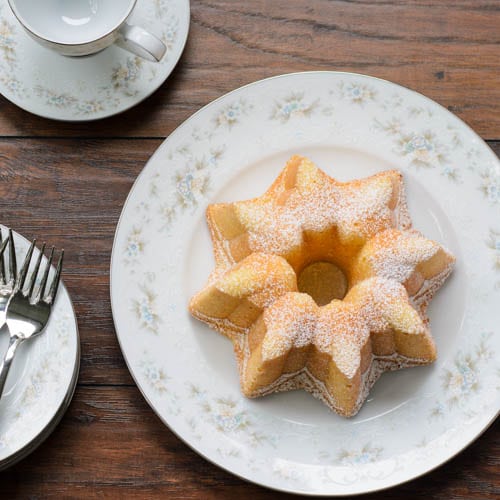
[38,246,54,301]
[8,229,17,283]
[27,242,45,300]
[47,249,64,304]
[17,239,36,291]
[0,230,7,285]
[0,236,8,257]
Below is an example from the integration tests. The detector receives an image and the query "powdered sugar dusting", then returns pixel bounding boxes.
[257,277,425,378]
[346,277,426,335]
[365,229,439,284]
[233,157,404,259]
[190,155,455,417]
[315,301,369,378]
[216,253,296,307]
[261,293,317,360]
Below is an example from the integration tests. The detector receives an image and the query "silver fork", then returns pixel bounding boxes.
[0,228,17,330]
[0,240,64,398]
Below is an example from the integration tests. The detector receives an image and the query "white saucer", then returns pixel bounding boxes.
[0,226,80,470]
[0,0,190,121]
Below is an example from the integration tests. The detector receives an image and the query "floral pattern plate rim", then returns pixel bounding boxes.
[0,0,190,121]
[110,72,499,495]
[0,226,80,470]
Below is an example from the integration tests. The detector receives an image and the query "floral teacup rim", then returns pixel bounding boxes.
[8,0,166,62]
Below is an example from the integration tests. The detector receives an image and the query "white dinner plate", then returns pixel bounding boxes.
[0,226,79,470]
[0,0,190,121]
[110,72,499,495]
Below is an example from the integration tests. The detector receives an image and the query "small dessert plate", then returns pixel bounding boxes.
[0,0,190,121]
[0,226,79,470]
[110,72,499,495]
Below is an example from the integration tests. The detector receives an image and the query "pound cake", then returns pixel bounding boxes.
[189,155,455,417]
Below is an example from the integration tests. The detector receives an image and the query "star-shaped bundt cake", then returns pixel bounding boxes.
[189,155,455,417]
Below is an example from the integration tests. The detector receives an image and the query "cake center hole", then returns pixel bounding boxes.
[297,261,348,306]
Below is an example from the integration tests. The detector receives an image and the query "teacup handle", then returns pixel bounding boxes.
[118,23,166,62]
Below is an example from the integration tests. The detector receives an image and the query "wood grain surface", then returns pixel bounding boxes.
[0,1,498,498]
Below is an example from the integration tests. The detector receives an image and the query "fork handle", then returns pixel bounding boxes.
[0,335,23,399]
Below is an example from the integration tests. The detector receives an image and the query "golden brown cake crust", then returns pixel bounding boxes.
[189,155,455,417]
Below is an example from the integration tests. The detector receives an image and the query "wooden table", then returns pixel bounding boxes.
[1,1,498,498]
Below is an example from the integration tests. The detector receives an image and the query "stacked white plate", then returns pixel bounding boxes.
[0,226,79,470]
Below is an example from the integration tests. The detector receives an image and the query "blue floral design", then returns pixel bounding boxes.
[337,444,383,466]
[132,287,160,333]
[214,99,250,128]
[271,92,318,122]
[479,168,500,204]
[338,81,376,105]
[437,332,493,411]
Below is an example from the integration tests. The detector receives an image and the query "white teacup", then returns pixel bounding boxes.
[8,0,166,62]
